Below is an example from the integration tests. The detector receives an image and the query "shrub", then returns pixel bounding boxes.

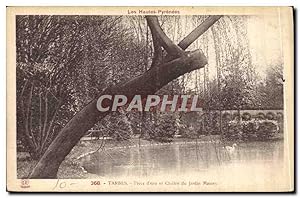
[223,119,279,141]
[276,112,283,121]
[276,112,284,133]
[256,120,278,140]
[232,112,240,120]
[256,112,266,120]
[266,112,275,120]
[222,112,231,121]
[242,112,252,121]
[211,112,221,134]
[241,121,257,141]
[224,120,242,141]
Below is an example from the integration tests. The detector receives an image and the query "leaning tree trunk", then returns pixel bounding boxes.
[29,15,221,178]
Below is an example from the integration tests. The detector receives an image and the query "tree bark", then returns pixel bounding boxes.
[178,15,222,50]
[146,16,184,57]
[29,16,221,178]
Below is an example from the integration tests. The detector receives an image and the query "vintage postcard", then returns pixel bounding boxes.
[7,6,294,192]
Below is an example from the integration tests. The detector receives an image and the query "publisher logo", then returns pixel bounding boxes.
[20,179,30,188]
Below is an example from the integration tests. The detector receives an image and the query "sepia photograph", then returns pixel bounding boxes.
[6,6,294,192]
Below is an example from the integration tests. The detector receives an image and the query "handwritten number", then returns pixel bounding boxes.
[53,179,76,190]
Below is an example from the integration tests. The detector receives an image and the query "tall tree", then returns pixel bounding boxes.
[16,15,131,159]
[29,15,222,178]
[257,63,284,109]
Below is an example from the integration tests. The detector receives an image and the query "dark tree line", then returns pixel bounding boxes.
[16,15,150,159]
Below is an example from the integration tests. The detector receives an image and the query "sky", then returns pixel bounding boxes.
[124,14,284,90]
[247,11,283,76]
[170,13,285,90]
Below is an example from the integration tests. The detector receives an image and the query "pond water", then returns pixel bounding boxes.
[80,140,289,190]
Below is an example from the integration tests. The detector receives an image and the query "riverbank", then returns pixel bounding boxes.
[17,135,282,179]
[17,137,218,179]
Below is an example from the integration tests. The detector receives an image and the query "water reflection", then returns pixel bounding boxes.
[80,140,284,179]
